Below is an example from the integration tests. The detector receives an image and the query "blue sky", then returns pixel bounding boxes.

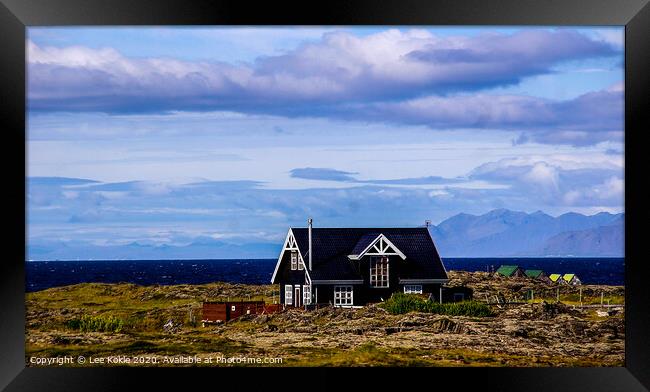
[26,26,624,259]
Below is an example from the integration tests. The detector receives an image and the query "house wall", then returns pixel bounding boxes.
[356,254,401,290]
[276,249,308,305]
[202,301,269,322]
[276,242,450,307]
[441,286,473,302]
[311,282,444,306]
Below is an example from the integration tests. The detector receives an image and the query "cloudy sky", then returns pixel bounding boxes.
[26,26,624,259]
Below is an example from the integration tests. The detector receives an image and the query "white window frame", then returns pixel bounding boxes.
[298,255,304,270]
[334,285,353,306]
[303,285,311,305]
[291,251,298,270]
[404,285,423,294]
[370,256,389,288]
[284,284,293,305]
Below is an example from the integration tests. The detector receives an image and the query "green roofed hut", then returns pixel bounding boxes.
[525,269,551,283]
[549,274,563,284]
[495,265,525,278]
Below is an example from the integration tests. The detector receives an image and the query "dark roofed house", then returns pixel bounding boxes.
[524,269,551,283]
[270,219,449,307]
[495,265,526,278]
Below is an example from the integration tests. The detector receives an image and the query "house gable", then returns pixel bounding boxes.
[348,233,407,261]
[270,229,311,284]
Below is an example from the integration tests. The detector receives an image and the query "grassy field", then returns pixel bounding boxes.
[26,280,625,367]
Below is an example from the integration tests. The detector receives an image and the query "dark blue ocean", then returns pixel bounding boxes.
[25,257,624,292]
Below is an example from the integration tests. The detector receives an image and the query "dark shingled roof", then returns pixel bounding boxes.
[290,227,447,281]
[350,233,381,255]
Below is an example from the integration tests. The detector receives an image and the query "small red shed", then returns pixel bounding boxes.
[202,301,280,325]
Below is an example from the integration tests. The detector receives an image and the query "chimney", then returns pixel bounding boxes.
[308,217,313,271]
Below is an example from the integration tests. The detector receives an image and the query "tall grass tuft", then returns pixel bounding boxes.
[379,293,493,317]
[66,315,125,333]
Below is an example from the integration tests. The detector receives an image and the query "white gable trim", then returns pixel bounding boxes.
[271,229,311,284]
[348,233,406,260]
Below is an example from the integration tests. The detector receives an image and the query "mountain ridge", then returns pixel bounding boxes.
[429,209,624,257]
[27,209,624,260]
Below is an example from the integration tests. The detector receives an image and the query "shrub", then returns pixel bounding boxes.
[379,293,493,317]
[66,315,124,333]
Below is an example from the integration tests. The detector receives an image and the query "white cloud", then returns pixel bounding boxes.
[522,162,559,191]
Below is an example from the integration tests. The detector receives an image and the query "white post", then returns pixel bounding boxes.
[601,292,604,306]
[579,287,582,306]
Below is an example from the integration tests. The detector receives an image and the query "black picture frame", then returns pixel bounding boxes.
[1,0,648,390]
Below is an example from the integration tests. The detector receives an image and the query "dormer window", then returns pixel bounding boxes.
[370,256,389,288]
[290,251,298,270]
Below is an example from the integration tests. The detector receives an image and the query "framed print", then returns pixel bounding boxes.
[1,0,649,390]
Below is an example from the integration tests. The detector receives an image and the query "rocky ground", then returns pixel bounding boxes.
[25,271,624,367]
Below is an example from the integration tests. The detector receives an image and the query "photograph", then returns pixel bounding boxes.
[25,25,625,367]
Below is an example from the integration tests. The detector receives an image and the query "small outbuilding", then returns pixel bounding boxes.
[549,273,563,284]
[441,286,473,302]
[525,269,551,283]
[562,274,582,286]
[201,301,280,325]
[495,265,525,277]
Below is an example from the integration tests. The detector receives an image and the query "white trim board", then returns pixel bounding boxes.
[348,234,406,260]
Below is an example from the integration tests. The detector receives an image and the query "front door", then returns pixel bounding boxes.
[294,286,301,307]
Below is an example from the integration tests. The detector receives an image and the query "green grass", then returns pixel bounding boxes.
[379,293,494,317]
[66,315,125,333]
[26,282,279,333]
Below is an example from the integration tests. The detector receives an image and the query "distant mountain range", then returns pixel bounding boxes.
[28,209,624,260]
[428,209,624,257]
[27,238,281,261]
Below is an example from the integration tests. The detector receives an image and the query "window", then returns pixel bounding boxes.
[454,293,465,302]
[298,256,304,270]
[290,251,298,270]
[404,285,423,294]
[334,286,353,306]
[285,285,293,305]
[370,256,389,287]
[303,285,311,305]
